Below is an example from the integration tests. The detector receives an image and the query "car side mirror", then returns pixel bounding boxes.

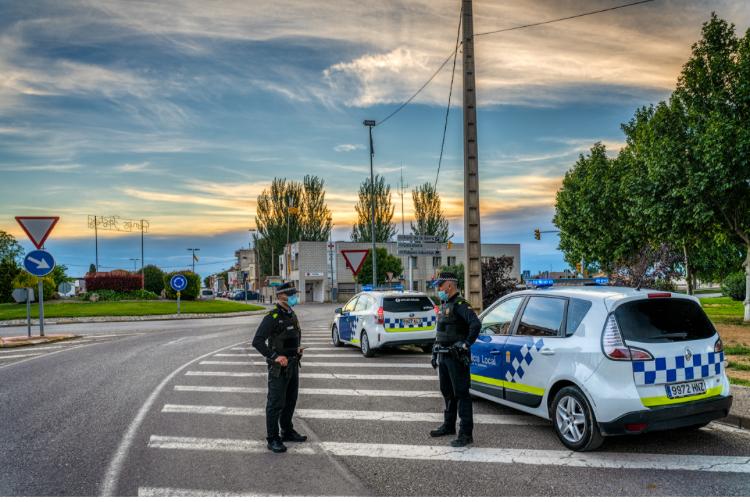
[335,307,342,314]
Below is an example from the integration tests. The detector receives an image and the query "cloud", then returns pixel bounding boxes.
[334,143,365,152]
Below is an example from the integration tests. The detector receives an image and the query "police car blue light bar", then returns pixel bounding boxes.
[528,279,554,287]
[594,277,609,285]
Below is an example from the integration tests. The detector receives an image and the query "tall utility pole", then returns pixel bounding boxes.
[364,119,378,287]
[462,0,483,307]
[94,216,99,272]
[140,219,145,289]
[399,164,407,235]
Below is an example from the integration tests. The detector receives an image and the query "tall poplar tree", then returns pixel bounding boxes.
[351,174,396,243]
[411,182,449,241]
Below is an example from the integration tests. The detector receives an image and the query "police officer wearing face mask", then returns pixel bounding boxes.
[430,271,481,447]
[252,282,307,453]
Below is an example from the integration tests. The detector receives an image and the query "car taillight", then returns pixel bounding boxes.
[434,304,439,315]
[377,307,384,324]
[714,337,723,353]
[602,314,653,361]
[647,292,671,298]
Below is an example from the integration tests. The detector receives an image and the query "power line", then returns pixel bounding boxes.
[435,8,462,189]
[474,0,655,37]
[374,0,656,127]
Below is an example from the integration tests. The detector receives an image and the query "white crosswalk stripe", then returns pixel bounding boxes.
[139,487,274,497]
[146,435,750,474]
[174,385,441,398]
[198,360,430,368]
[185,371,436,380]
[212,353,419,359]
[162,404,545,425]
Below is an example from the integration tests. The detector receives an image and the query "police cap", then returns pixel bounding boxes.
[434,271,458,287]
[275,282,297,296]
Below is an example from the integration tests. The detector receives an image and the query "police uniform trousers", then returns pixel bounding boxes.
[266,358,299,440]
[438,353,473,435]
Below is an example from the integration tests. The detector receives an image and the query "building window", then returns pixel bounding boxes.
[432,256,442,268]
[410,256,418,268]
[412,281,419,291]
[447,256,456,266]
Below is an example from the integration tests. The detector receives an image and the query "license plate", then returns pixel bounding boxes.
[665,380,706,399]
[402,318,419,326]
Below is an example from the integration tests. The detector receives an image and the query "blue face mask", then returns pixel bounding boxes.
[287,294,299,307]
[438,290,449,302]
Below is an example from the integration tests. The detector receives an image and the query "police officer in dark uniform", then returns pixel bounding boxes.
[430,271,481,447]
[252,282,307,453]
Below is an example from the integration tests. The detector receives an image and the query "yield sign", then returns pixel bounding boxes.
[15,216,60,249]
[341,249,369,276]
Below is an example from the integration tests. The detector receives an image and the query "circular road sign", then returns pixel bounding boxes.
[170,274,188,292]
[23,250,56,277]
[58,282,73,295]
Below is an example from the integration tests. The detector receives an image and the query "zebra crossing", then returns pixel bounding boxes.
[126,318,750,497]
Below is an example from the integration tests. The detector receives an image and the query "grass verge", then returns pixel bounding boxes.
[730,376,750,387]
[700,297,748,326]
[0,300,264,320]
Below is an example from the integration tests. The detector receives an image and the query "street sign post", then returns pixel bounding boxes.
[396,234,441,256]
[23,250,56,337]
[170,274,187,314]
[12,288,34,337]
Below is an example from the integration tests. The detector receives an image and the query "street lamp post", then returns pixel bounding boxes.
[187,248,200,274]
[364,119,377,288]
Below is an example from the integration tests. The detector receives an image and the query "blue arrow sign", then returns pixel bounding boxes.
[23,250,55,277]
[170,274,187,292]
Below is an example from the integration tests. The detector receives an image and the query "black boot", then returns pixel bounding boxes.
[267,437,287,453]
[429,424,456,437]
[281,429,308,442]
[450,434,473,447]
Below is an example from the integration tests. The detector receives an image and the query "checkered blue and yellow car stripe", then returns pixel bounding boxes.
[383,315,437,332]
[632,351,724,385]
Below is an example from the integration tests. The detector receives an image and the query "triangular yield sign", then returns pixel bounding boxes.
[341,249,370,276]
[15,216,60,249]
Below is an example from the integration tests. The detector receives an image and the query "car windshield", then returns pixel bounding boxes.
[614,298,715,343]
[383,296,434,313]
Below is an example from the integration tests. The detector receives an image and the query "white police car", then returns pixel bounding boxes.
[470,282,732,451]
[332,288,438,357]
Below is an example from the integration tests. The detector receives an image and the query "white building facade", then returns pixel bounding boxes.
[278,240,521,304]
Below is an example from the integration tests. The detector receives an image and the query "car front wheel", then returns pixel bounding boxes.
[551,386,604,451]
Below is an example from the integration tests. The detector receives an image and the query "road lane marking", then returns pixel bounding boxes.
[0,353,46,359]
[146,436,750,474]
[198,361,431,368]
[148,435,316,455]
[174,385,442,398]
[185,371,436,381]
[138,487,274,497]
[161,404,543,426]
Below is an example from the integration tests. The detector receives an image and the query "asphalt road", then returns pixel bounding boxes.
[1,304,749,496]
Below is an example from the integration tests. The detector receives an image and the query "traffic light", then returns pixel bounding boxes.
[534,228,541,240]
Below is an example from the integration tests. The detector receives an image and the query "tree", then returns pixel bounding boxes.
[0,230,24,264]
[354,247,403,286]
[554,143,645,272]
[671,14,750,321]
[411,182,449,241]
[50,264,71,289]
[255,176,332,277]
[141,264,165,295]
[12,272,55,301]
[481,257,517,309]
[0,258,21,303]
[351,174,396,243]
[163,270,201,300]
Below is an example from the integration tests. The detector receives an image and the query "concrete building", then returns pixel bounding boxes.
[234,247,260,291]
[278,240,521,304]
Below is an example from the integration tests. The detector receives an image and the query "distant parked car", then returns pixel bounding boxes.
[199,289,216,300]
[232,290,259,301]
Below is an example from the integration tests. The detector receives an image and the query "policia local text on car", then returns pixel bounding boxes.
[431,271,482,447]
[251,282,307,453]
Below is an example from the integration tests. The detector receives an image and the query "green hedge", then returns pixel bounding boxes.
[721,271,747,301]
[163,270,201,300]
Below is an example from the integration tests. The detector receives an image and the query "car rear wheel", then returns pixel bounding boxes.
[360,332,375,358]
[551,386,604,451]
[420,344,433,353]
[331,325,343,347]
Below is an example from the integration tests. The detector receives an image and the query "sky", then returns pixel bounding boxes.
[1,0,749,278]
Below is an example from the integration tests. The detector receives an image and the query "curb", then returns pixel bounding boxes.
[0,307,271,328]
[718,414,748,430]
[0,334,81,348]
[718,384,750,430]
